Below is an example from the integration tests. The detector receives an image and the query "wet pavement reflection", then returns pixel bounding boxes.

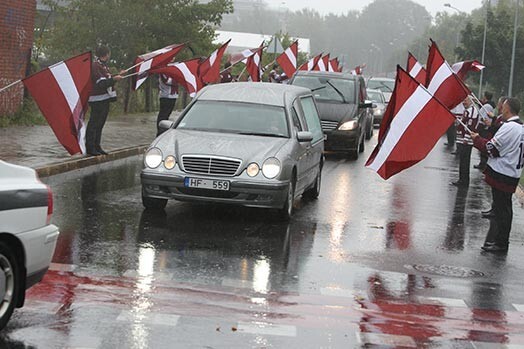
[2,135,524,348]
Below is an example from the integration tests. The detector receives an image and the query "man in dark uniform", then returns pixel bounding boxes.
[472,98,523,252]
[86,46,124,156]
[452,97,480,187]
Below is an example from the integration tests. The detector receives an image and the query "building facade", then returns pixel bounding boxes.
[0,1,36,116]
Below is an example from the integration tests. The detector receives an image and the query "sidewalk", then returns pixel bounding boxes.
[0,113,159,176]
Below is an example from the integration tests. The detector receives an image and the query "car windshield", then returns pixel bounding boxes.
[367,79,395,93]
[292,76,355,103]
[367,90,384,103]
[176,101,289,138]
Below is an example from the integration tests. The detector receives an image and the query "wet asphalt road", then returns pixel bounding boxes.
[2,133,524,348]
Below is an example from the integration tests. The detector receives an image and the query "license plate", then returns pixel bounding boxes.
[184,177,230,191]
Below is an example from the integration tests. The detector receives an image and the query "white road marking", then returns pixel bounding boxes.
[49,263,77,272]
[513,304,524,312]
[357,332,417,348]
[472,342,524,349]
[237,321,297,337]
[320,287,356,298]
[117,310,180,327]
[418,296,468,308]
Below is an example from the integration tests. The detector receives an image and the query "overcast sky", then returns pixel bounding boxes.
[265,0,484,16]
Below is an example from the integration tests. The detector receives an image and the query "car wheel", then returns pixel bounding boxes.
[142,190,168,210]
[279,178,295,220]
[0,242,21,330]
[303,163,322,199]
[349,140,359,160]
[366,120,374,139]
[359,134,365,153]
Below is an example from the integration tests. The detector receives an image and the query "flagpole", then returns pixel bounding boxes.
[236,66,247,81]
[219,59,244,74]
[262,58,277,72]
[0,79,22,94]
[455,116,473,134]
[122,61,144,73]
[120,72,140,79]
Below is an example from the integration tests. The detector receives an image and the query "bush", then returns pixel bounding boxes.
[0,99,46,128]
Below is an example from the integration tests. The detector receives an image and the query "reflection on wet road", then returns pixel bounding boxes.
[2,135,524,348]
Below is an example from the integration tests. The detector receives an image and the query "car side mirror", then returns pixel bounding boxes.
[359,102,373,108]
[297,131,313,142]
[372,103,378,108]
[158,120,174,131]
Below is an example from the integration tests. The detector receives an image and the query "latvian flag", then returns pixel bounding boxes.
[367,66,458,180]
[313,54,329,72]
[276,40,298,78]
[200,40,231,84]
[134,43,185,90]
[425,40,470,110]
[150,58,203,97]
[246,45,264,82]
[299,54,322,71]
[329,58,340,73]
[23,52,92,155]
[407,52,426,85]
[451,60,485,80]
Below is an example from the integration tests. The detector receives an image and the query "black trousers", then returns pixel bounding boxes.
[477,127,489,167]
[86,100,110,153]
[484,187,513,247]
[457,143,472,184]
[157,98,177,136]
[446,123,456,146]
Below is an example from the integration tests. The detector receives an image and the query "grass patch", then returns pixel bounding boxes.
[0,99,47,128]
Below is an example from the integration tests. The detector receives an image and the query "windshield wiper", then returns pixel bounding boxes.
[237,132,287,138]
[379,82,393,92]
[326,80,347,103]
[311,85,327,92]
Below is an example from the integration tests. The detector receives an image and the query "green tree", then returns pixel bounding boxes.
[42,0,233,113]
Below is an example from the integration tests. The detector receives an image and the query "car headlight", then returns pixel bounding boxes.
[164,155,176,170]
[144,147,163,168]
[338,120,358,131]
[246,163,260,177]
[374,107,384,116]
[262,158,281,179]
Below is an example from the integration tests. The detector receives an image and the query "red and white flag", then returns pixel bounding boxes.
[23,52,92,155]
[299,54,322,71]
[276,40,298,78]
[230,46,260,65]
[350,64,365,75]
[134,43,185,90]
[313,54,329,72]
[425,40,470,110]
[366,66,457,179]
[451,60,485,80]
[246,45,264,82]
[200,40,231,84]
[330,58,340,73]
[150,58,203,97]
[407,52,426,85]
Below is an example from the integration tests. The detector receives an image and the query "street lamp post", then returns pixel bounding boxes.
[478,0,490,97]
[508,0,520,97]
[444,3,462,60]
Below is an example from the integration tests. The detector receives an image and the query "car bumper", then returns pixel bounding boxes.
[141,171,290,209]
[17,224,59,289]
[324,129,360,151]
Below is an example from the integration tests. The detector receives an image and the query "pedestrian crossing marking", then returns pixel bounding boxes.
[357,332,417,348]
[237,321,297,337]
[116,310,180,327]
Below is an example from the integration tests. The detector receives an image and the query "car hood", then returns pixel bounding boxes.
[154,129,289,163]
[315,102,358,122]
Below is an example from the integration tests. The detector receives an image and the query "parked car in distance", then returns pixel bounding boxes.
[367,77,395,103]
[290,71,373,159]
[141,82,324,219]
[0,161,59,330]
[367,88,387,126]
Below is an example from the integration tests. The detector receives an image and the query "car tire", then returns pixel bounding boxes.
[366,120,374,140]
[0,241,21,330]
[142,190,168,210]
[359,134,365,153]
[279,178,295,220]
[303,163,322,199]
[349,141,359,160]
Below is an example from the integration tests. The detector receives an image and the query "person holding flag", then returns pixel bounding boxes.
[471,98,523,252]
[156,74,178,136]
[86,45,125,156]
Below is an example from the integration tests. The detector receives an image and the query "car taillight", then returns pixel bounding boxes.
[46,185,53,225]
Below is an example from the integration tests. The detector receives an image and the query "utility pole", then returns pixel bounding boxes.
[508,0,519,97]
[478,0,490,97]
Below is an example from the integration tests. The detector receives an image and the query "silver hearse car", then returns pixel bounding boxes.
[141,82,324,218]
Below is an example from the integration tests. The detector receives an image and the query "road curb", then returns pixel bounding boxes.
[36,145,149,178]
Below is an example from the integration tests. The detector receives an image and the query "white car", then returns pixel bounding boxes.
[0,161,59,329]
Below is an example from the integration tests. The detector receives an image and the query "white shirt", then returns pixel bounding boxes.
[158,75,178,99]
[487,116,524,179]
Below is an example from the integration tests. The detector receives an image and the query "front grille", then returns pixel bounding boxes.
[321,120,339,132]
[182,156,241,176]
[176,187,239,199]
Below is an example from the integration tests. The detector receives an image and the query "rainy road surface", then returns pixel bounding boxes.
[3,134,524,348]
